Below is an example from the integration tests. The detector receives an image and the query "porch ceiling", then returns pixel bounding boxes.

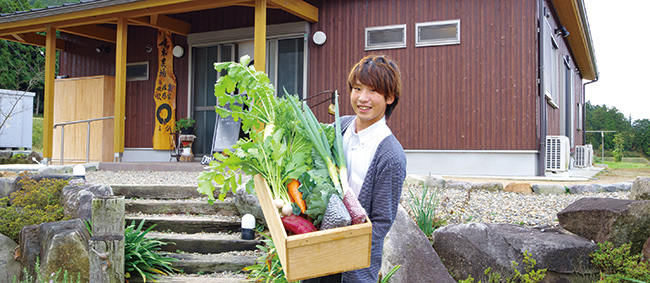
[551,0,598,80]
[0,0,318,49]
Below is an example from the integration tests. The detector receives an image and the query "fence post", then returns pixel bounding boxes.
[89,196,125,283]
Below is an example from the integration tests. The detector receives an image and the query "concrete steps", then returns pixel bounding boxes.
[112,184,259,280]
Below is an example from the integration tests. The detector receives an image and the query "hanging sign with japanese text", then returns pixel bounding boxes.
[152,30,177,150]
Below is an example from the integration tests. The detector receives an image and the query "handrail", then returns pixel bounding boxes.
[54,116,114,165]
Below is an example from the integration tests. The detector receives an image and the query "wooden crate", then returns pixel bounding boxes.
[254,174,372,282]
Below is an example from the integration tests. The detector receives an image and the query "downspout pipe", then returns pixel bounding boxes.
[582,78,599,143]
[537,0,547,176]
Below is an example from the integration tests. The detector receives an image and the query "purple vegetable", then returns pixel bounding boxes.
[343,189,367,225]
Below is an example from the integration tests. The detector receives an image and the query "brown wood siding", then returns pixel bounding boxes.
[308,0,538,150]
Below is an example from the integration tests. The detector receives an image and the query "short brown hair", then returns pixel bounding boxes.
[347,55,402,119]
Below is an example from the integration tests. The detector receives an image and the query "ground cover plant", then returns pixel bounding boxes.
[459,251,546,283]
[13,259,81,283]
[0,175,69,242]
[590,242,650,282]
[407,179,446,242]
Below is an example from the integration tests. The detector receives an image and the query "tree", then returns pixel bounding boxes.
[632,119,650,157]
[584,101,632,151]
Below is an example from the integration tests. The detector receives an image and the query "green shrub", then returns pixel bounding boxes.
[123,220,178,281]
[459,251,546,283]
[591,242,650,282]
[0,176,69,242]
[244,232,288,283]
[407,178,446,241]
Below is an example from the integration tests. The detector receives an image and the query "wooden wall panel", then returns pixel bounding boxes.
[52,76,114,162]
[307,0,539,151]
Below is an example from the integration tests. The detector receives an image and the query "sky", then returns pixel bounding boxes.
[583,0,650,121]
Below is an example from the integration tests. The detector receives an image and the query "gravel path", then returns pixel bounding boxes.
[88,170,632,229]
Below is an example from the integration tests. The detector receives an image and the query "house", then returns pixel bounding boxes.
[0,0,598,177]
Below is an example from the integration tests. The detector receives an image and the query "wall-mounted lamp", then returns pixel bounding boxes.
[313,31,327,45]
[555,26,570,38]
[145,44,153,53]
[95,44,110,53]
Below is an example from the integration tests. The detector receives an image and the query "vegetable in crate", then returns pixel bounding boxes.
[281,214,317,235]
[197,55,313,207]
[320,194,351,230]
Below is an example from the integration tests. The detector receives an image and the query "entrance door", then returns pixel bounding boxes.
[191,44,235,155]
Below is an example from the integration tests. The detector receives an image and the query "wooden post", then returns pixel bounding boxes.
[113,17,128,161]
[43,25,56,164]
[90,196,125,283]
[254,0,266,72]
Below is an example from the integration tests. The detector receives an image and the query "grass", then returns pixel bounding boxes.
[32,117,43,153]
[602,161,650,170]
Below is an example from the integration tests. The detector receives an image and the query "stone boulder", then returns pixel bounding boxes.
[445,180,472,191]
[404,174,446,190]
[471,182,503,192]
[601,182,632,192]
[504,182,532,194]
[61,182,113,220]
[568,184,598,194]
[0,233,20,282]
[557,197,650,254]
[0,177,16,200]
[381,205,455,283]
[433,223,598,282]
[37,166,73,175]
[234,184,266,227]
[630,177,650,200]
[532,184,566,195]
[19,219,90,280]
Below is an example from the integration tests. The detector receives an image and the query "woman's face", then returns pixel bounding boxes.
[350,81,394,132]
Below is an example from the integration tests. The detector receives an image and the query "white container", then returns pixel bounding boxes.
[0,89,34,149]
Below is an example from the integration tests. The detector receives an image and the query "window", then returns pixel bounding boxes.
[365,24,406,50]
[126,61,149,81]
[415,19,460,47]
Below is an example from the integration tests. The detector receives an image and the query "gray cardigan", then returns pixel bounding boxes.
[340,116,407,283]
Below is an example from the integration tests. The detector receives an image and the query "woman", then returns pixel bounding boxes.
[306,55,407,283]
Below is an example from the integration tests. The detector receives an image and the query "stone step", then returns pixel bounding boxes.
[125,198,238,216]
[164,252,258,275]
[125,214,241,234]
[112,184,231,199]
[147,232,261,254]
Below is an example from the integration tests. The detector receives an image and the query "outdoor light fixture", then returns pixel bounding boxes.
[555,26,570,37]
[73,164,86,179]
[241,214,256,240]
[95,44,110,53]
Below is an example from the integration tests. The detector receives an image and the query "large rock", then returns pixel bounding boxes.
[557,197,650,254]
[0,177,16,200]
[445,180,471,190]
[61,182,113,220]
[630,177,650,200]
[568,184,598,194]
[471,182,503,192]
[19,219,90,281]
[19,224,41,279]
[0,233,20,282]
[601,182,632,192]
[381,205,455,283]
[433,223,598,282]
[38,220,90,280]
[405,174,446,190]
[532,184,566,195]
[234,184,266,227]
[504,182,532,194]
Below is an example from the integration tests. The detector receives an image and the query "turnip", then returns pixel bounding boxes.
[274,198,285,209]
[282,203,293,216]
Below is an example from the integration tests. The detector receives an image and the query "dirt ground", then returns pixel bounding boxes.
[441,166,650,187]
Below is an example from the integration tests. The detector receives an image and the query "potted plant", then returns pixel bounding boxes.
[175,117,195,135]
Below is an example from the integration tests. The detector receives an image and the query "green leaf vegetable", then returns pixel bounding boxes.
[197,56,313,205]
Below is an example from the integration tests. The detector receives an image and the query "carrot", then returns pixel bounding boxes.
[287,179,307,213]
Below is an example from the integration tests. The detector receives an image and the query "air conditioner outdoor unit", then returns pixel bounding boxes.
[546,136,570,172]
[574,144,593,168]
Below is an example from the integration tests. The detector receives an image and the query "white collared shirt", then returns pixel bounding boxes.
[342,116,392,197]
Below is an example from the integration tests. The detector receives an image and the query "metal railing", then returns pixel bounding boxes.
[54,116,114,165]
